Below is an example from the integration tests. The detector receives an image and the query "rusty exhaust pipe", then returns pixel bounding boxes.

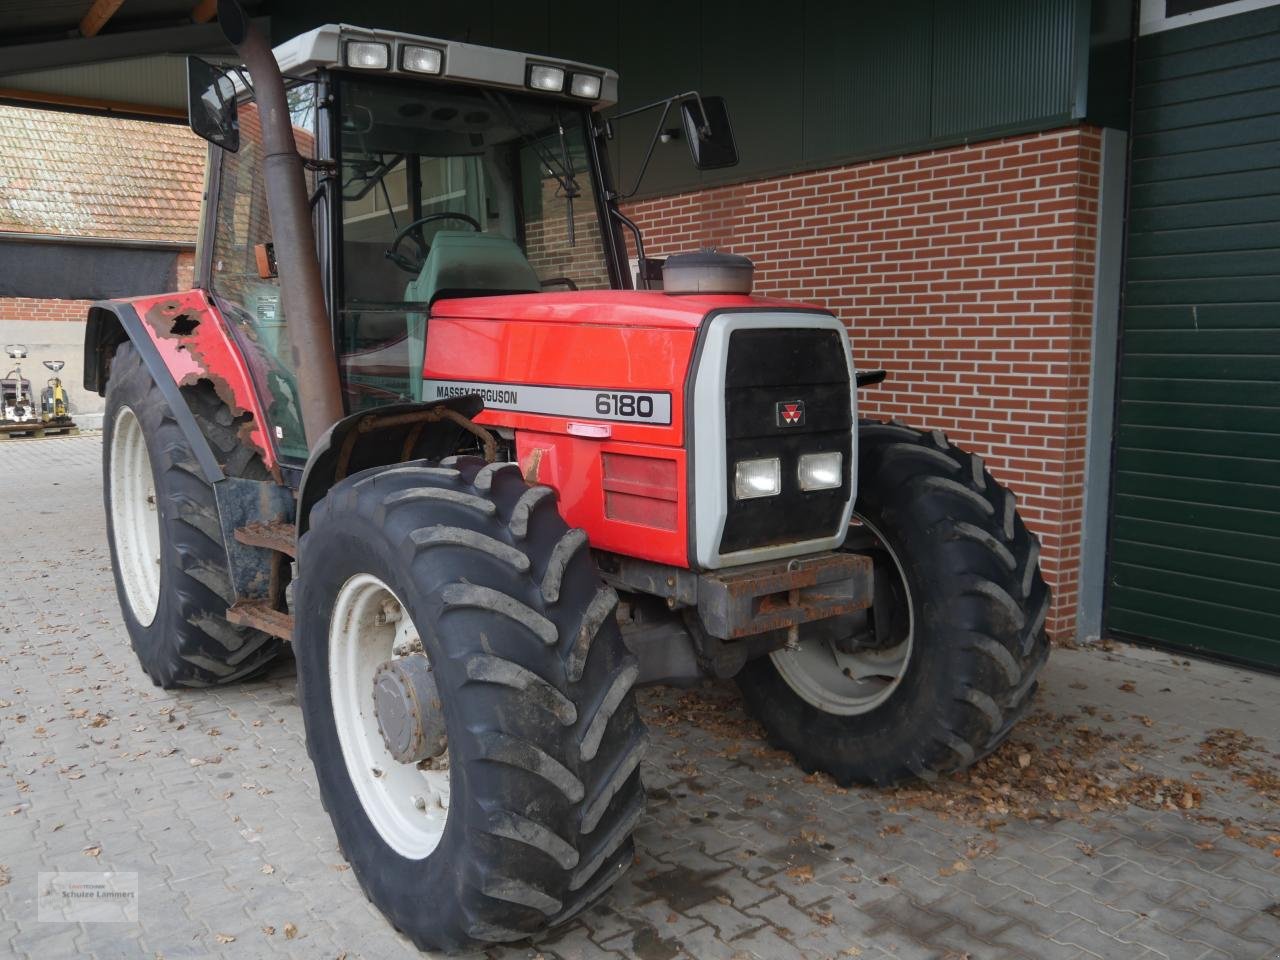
[217,0,344,448]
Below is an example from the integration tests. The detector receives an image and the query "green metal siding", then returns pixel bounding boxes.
[1107,5,1280,668]
[271,0,1093,197]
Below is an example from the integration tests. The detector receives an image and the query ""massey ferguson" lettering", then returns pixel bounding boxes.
[422,379,672,425]
[432,384,519,405]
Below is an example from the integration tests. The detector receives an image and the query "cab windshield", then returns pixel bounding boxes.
[336,75,613,409]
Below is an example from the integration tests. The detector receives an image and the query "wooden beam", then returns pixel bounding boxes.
[191,0,218,24]
[0,20,261,77]
[79,0,127,38]
[0,86,186,121]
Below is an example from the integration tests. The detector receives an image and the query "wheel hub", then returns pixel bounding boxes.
[329,574,451,860]
[372,654,447,764]
[770,514,915,716]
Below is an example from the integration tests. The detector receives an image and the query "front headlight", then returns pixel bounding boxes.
[401,45,443,75]
[569,72,602,99]
[798,452,842,491]
[734,458,781,500]
[527,64,566,92]
[345,41,390,70]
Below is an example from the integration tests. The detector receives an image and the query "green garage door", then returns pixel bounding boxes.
[1107,5,1280,669]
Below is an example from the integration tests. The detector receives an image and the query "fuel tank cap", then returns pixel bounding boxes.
[661,250,754,295]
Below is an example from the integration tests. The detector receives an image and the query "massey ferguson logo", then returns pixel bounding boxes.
[776,400,805,427]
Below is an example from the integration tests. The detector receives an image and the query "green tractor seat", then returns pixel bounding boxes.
[405,230,542,307]
[403,231,543,401]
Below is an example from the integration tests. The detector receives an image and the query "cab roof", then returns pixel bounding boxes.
[273,24,619,109]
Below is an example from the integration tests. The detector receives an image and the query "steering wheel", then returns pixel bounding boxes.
[385,212,482,273]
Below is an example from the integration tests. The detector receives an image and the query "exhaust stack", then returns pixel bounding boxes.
[217,0,344,448]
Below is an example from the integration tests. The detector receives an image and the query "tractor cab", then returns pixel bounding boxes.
[188,24,729,460]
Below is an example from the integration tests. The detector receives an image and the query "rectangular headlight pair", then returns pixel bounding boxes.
[345,41,442,74]
[733,452,843,500]
[527,64,603,99]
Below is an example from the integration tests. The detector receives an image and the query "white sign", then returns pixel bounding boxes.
[38,872,139,923]
[424,379,672,425]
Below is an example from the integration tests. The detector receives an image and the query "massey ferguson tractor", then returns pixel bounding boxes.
[85,2,1048,950]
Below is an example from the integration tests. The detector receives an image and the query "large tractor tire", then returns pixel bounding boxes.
[294,457,647,952]
[737,420,1049,786]
[102,342,283,688]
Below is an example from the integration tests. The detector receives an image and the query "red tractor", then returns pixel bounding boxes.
[86,3,1047,950]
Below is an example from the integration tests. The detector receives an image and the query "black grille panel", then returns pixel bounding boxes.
[719,328,853,555]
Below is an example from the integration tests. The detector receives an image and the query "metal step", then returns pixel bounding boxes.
[234,520,297,558]
[226,600,294,641]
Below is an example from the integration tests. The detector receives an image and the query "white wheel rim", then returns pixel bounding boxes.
[770,516,914,716]
[109,405,161,627]
[329,574,450,860]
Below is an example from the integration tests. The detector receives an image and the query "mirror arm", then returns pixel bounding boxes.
[609,208,649,290]
[614,98,675,201]
[608,90,706,127]
[607,91,716,200]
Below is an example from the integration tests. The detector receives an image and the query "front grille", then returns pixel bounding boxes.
[719,327,853,555]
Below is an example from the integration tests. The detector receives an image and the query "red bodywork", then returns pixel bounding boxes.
[113,286,815,570]
[113,289,278,471]
[426,291,801,568]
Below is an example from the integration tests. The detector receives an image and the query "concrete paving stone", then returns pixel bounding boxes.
[726,923,813,960]
[841,927,949,960]
[572,903,639,946]
[671,920,775,960]
[746,891,836,940]
[9,923,84,957]
[545,922,629,960]
[985,892,1079,938]
[1049,888,1152,936]
[927,919,1030,960]
[705,866,777,911]
[1050,917,1147,958]
[1174,917,1279,960]
[1200,855,1280,897]
[1097,859,1199,905]
[82,929,147,960]
[1188,893,1276,937]
[859,892,954,943]
[1111,915,1215,960]
[688,895,767,940]
[923,890,1017,941]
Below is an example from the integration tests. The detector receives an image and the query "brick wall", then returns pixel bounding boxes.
[524,177,613,290]
[623,127,1102,639]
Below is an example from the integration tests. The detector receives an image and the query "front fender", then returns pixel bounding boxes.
[84,290,277,480]
[297,397,484,536]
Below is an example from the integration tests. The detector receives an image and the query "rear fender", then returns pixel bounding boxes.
[297,397,484,536]
[84,290,276,481]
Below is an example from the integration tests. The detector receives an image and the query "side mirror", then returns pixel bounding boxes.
[187,56,240,153]
[681,96,738,170]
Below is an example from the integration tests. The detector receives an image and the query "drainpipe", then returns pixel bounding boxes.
[217,0,344,448]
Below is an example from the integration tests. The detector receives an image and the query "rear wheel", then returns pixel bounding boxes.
[737,421,1049,785]
[295,457,647,952]
[102,343,282,687]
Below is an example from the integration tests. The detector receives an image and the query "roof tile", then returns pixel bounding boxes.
[0,105,205,244]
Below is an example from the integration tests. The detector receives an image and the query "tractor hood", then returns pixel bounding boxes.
[422,289,850,571]
[430,291,817,330]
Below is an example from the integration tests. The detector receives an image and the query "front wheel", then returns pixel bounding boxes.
[295,457,647,952]
[102,343,282,688]
[737,421,1050,786]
